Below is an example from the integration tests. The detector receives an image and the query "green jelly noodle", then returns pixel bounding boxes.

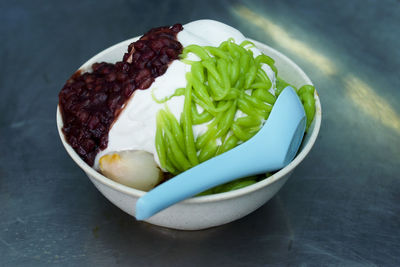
[153,39,316,193]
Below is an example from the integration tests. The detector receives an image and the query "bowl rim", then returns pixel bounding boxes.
[56,37,322,204]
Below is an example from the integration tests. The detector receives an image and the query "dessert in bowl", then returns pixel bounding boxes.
[57,20,321,230]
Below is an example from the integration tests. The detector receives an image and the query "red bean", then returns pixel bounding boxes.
[134,40,146,51]
[88,116,99,129]
[157,65,168,76]
[123,83,135,97]
[106,72,116,82]
[80,99,90,108]
[149,39,164,51]
[116,73,127,82]
[141,50,155,61]
[67,135,78,148]
[134,60,147,69]
[138,77,154,89]
[83,73,95,84]
[77,112,89,123]
[159,53,170,64]
[94,85,102,92]
[82,139,95,152]
[165,48,177,58]
[135,68,151,83]
[93,92,108,105]
[86,83,94,90]
[160,37,173,46]
[171,24,183,32]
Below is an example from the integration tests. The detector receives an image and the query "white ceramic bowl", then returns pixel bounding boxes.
[57,38,321,230]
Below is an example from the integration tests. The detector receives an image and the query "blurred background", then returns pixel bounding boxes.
[1,0,399,265]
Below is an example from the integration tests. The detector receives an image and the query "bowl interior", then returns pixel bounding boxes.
[57,37,321,204]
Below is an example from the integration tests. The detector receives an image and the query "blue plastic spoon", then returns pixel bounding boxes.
[136,86,306,220]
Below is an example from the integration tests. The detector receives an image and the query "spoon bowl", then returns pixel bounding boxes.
[136,86,306,220]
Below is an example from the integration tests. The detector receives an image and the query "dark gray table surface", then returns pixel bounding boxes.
[1,0,399,266]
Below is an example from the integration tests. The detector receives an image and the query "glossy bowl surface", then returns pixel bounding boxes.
[57,37,321,230]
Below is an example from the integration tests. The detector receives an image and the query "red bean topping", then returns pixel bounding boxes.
[149,39,164,51]
[135,68,151,84]
[134,40,146,51]
[171,24,183,33]
[116,73,127,82]
[87,115,100,130]
[138,77,154,90]
[83,73,95,84]
[123,83,135,97]
[106,72,116,82]
[59,24,183,165]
